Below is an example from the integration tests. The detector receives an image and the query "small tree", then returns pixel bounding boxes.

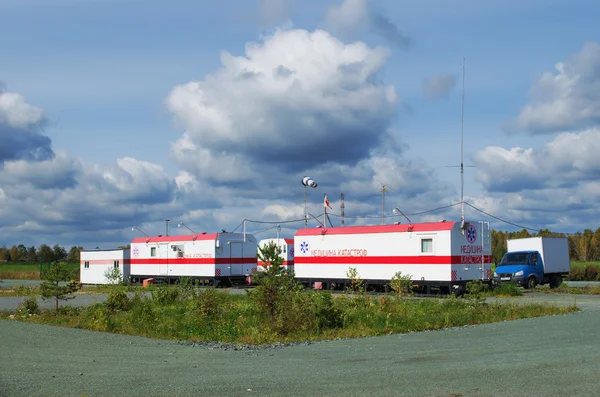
[346,267,364,293]
[40,262,79,312]
[250,241,300,326]
[389,271,414,297]
[104,267,123,286]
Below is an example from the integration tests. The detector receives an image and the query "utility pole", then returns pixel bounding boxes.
[165,219,170,236]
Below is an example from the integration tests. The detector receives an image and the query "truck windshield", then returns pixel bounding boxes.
[498,252,530,266]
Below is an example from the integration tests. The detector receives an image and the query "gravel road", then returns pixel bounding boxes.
[1,293,600,397]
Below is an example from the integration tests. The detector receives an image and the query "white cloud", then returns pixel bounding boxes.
[325,0,411,49]
[166,27,398,178]
[0,88,53,164]
[474,128,600,192]
[0,90,45,129]
[1,151,80,189]
[507,41,600,134]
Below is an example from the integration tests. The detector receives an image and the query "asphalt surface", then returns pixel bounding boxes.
[1,292,600,397]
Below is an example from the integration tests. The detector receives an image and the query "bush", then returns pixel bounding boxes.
[567,265,600,281]
[104,267,123,285]
[194,288,227,318]
[151,285,179,305]
[492,283,523,296]
[389,271,414,297]
[346,267,364,293]
[105,290,131,311]
[18,296,40,315]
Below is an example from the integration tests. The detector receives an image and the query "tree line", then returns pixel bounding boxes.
[0,244,82,264]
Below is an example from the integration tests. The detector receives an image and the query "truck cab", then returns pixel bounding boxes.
[493,250,544,289]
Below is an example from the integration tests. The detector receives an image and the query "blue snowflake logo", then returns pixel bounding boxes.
[132,246,139,257]
[466,225,477,243]
[300,241,309,254]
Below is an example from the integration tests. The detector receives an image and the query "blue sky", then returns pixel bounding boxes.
[1,0,600,249]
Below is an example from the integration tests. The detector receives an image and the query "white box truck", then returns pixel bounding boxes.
[493,237,570,289]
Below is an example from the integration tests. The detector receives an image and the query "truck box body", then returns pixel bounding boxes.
[80,248,130,285]
[506,237,570,274]
[129,232,258,281]
[293,220,492,288]
[257,238,294,271]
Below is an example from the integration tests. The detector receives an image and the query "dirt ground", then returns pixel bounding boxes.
[1,292,600,397]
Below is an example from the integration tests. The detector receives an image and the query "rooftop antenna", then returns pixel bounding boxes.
[340,193,345,227]
[131,226,149,238]
[177,222,196,234]
[381,184,387,225]
[460,57,466,233]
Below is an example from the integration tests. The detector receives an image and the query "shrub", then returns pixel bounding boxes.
[389,271,414,297]
[492,282,523,296]
[18,296,40,315]
[346,267,364,293]
[151,285,179,305]
[104,267,123,285]
[249,241,304,335]
[194,288,227,318]
[177,277,197,301]
[105,290,131,311]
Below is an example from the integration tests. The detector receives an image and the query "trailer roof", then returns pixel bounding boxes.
[132,233,218,243]
[294,221,456,236]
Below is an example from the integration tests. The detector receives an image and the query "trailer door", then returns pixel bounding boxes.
[230,241,243,275]
[158,243,169,276]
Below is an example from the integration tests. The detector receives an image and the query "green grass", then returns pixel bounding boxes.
[1,286,579,344]
[0,262,79,280]
[571,261,600,268]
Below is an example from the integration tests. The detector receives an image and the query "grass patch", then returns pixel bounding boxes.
[567,264,600,281]
[0,287,578,344]
[536,283,600,295]
[571,261,600,268]
[0,262,79,280]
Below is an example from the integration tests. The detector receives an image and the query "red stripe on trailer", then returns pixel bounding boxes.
[132,234,218,243]
[130,257,257,265]
[294,255,492,265]
[294,222,455,236]
[258,260,294,267]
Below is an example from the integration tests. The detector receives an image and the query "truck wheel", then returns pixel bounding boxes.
[550,275,562,289]
[526,276,536,290]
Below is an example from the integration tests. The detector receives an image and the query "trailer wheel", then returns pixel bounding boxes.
[526,276,536,290]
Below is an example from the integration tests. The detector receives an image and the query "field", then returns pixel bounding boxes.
[0,262,79,280]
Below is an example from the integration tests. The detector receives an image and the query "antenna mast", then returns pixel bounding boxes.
[340,193,345,227]
[460,57,465,232]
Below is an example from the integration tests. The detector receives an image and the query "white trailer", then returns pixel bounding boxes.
[293,221,492,294]
[80,248,130,285]
[257,238,295,271]
[129,232,258,286]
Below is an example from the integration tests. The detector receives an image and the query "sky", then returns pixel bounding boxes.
[1,0,600,249]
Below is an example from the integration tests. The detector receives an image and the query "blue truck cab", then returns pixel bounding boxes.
[493,251,547,289]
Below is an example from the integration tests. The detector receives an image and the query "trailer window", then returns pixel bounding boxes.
[151,247,156,257]
[84,261,89,269]
[421,238,433,253]
[113,261,119,269]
